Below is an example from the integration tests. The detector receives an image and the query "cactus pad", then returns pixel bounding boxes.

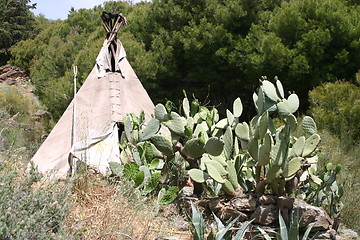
[189,169,208,183]
[258,133,272,166]
[164,112,186,136]
[204,137,224,156]
[227,161,239,189]
[266,165,280,182]
[206,162,225,183]
[184,138,205,158]
[183,97,190,118]
[140,118,160,141]
[155,103,169,121]
[277,99,292,118]
[283,157,302,179]
[222,179,236,196]
[262,80,280,102]
[291,136,305,157]
[233,97,243,117]
[302,116,317,135]
[302,134,321,156]
[276,79,284,98]
[223,126,233,159]
[151,135,173,157]
[287,114,297,132]
[235,122,250,141]
[287,94,299,113]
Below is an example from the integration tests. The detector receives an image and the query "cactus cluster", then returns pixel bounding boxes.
[234,77,323,195]
[109,77,328,199]
[305,162,344,217]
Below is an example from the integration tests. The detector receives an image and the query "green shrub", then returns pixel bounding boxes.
[0,85,47,154]
[0,162,71,239]
[308,80,360,145]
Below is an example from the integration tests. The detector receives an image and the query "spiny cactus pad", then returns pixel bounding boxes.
[155,103,169,121]
[227,109,235,126]
[165,112,186,136]
[203,159,228,176]
[233,97,243,118]
[302,116,317,135]
[204,137,224,156]
[266,165,281,182]
[223,126,233,159]
[182,97,190,118]
[291,136,305,157]
[276,79,284,98]
[140,118,160,141]
[287,114,297,132]
[235,122,250,141]
[206,162,225,183]
[189,169,208,183]
[287,94,299,113]
[222,179,236,196]
[283,157,302,179]
[262,80,280,102]
[151,135,173,157]
[258,111,269,140]
[184,138,205,158]
[227,161,239,189]
[258,133,272,166]
[277,99,292,117]
[302,134,321,156]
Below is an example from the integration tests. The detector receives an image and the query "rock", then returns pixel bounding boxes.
[299,209,316,227]
[251,204,278,226]
[208,198,224,213]
[180,186,194,197]
[276,196,295,226]
[217,207,248,221]
[276,196,294,209]
[315,229,337,239]
[293,199,333,232]
[336,229,359,240]
[234,186,245,197]
[259,195,276,205]
[0,65,28,84]
[231,194,257,212]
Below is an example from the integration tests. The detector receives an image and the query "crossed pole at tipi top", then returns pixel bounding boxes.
[101,12,128,57]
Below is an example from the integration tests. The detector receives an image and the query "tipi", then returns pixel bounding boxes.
[31,13,156,178]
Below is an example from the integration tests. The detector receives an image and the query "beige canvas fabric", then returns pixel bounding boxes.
[31,40,155,178]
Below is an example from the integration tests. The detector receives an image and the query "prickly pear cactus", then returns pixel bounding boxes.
[231,78,323,195]
[116,78,326,199]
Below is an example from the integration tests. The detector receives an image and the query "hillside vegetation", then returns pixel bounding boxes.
[8,0,360,120]
[0,0,360,238]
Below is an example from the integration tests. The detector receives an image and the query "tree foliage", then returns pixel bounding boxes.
[0,0,37,65]
[242,0,360,110]
[309,79,360,144]
[8,0,360,121]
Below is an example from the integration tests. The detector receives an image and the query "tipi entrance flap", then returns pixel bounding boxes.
[71,123,120,174]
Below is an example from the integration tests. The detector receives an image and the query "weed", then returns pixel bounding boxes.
[0,156,71,239]
[66,173,190,239]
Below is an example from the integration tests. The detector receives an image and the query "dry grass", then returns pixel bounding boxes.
[66,174,191,240]
[318,130,360,234]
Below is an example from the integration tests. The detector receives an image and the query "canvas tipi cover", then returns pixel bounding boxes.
[31,14,155,178]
